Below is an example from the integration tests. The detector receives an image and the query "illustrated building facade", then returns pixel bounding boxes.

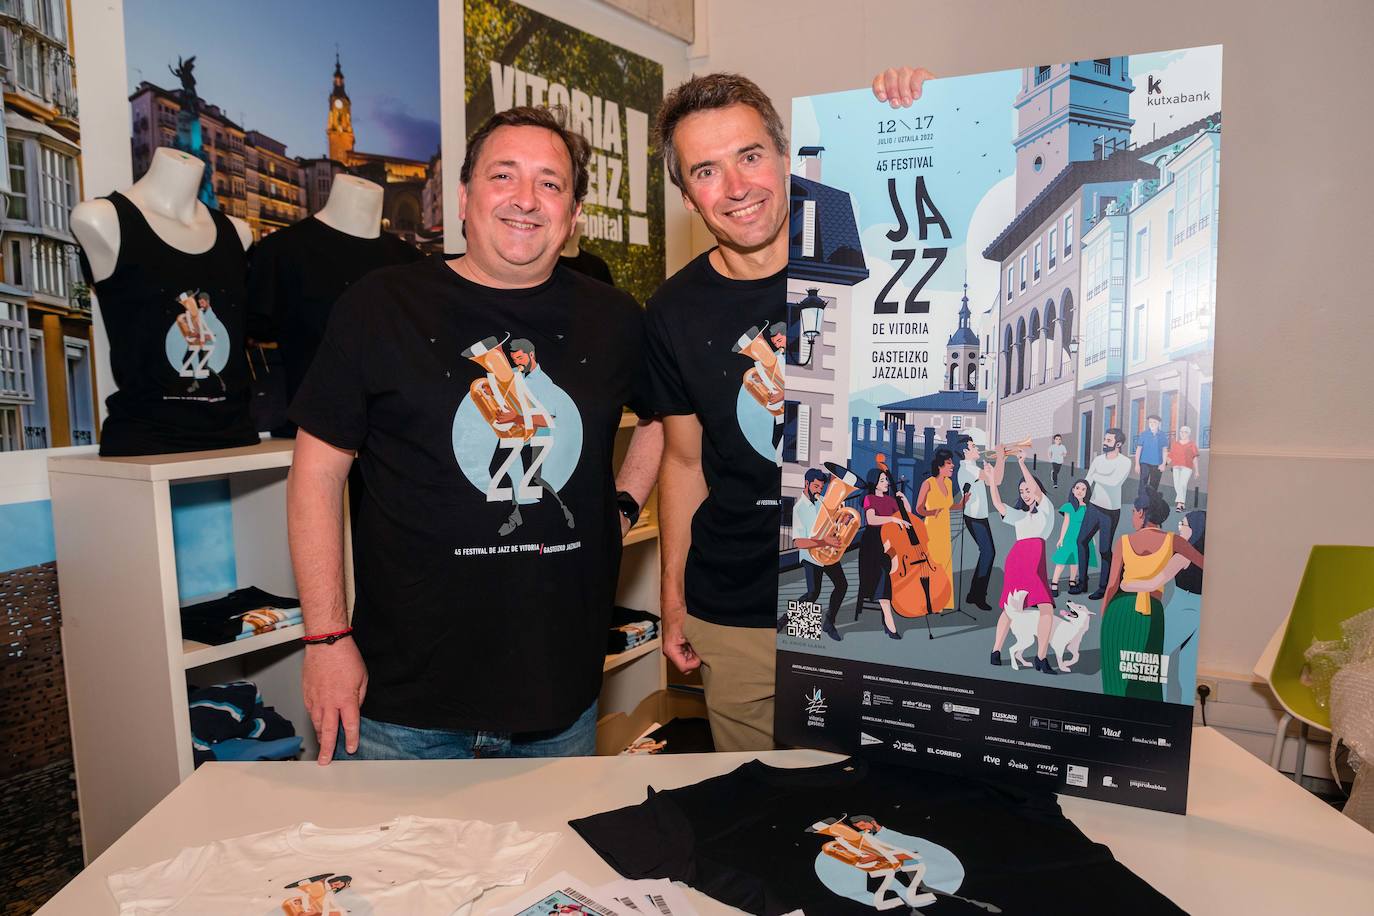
[983,57,1150,463]
[783,148,869,504]
[1076,116,1219,488]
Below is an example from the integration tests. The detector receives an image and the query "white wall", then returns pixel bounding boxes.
[692,0,1374,679]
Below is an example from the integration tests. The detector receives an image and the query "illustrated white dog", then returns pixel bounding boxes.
[1001,590,1094,671]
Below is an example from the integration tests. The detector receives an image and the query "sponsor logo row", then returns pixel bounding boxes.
[857,687,1174,747]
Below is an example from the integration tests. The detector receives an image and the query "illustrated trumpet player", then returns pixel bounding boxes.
[788,463,861,641]
[956,433,1009,611]
[173,289,220,393]
[733,320,786,464]
[462,334,575,537]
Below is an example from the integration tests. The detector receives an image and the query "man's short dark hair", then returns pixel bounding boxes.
[1105,427,1126,446]
[509,337,536,355]
[804,468,828,486]
[1147,414,1162,423]
[460,106,590,203]
[956,434,975,453]
[655,73,787,190]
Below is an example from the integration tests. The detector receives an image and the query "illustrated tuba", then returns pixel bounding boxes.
[807,462,863,566]
[733,326,785,417]
[462,335,533,441]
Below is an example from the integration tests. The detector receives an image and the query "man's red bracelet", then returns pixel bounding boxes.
[302,627,354,645]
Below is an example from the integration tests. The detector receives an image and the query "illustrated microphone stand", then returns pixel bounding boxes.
[932,484,978,635]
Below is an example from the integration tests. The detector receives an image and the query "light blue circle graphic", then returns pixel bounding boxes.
[736,384,781,466]
[164,308,230,375]
[813,829,964,908]
[452,369,583,504]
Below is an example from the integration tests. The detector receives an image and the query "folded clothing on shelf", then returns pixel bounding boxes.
[181,586,300,646]
[188,680,299,767]
[607,606,658,654]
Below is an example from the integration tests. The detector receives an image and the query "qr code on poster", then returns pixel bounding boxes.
[786,600,822,640]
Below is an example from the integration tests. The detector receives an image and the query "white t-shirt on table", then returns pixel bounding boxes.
[107,815,558,915]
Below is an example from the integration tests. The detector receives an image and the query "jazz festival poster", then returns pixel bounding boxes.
[773,46,1223,813]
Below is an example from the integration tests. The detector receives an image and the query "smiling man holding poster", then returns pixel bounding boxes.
[646,68,932,751]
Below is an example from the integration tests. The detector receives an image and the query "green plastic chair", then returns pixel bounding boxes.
[1255,545,1374,782]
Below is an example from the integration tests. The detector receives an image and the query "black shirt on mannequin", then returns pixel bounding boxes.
[247,216,423,434]
[559,248,615,286]
[80,191,257,456]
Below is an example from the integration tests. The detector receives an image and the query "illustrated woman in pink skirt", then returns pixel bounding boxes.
[988,451,1058,673]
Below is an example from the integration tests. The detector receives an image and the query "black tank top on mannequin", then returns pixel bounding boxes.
[84,191,257,456]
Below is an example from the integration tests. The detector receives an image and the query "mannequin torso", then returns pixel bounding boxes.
[71,147,251,282]
[313,176,384,239]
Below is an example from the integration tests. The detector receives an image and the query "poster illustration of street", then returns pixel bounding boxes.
[775,46,1221,813]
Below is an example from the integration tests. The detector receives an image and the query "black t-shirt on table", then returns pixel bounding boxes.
[82,191,257,456]
[571,757,1185,915]
[644,250,784,629]
[289,257,648,732]
[559,248,615,286]
[247,216,423,424]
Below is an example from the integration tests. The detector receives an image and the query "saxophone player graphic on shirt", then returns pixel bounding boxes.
[733,320,787,466]
[460,334,577,537]
[163,289,230,395]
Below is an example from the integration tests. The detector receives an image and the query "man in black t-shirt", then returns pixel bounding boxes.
[646,69,932,751]
[287,106,662,763]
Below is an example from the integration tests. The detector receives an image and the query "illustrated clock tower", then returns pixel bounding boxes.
[944,280,981,393]
[327,51,355,164]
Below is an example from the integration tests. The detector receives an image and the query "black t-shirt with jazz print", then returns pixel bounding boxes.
[289,256,648,732]
[571,757,1185,915]
[82,191,257,456]
[643,250,785,628]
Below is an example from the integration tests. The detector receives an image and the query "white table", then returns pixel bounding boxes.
[38,728,1374,914]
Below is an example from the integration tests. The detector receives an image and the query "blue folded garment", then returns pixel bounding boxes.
[206,735,303,762]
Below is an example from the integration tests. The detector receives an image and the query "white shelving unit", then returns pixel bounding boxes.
[52,421,663,860]
[598,414,665,740]
[49,440,350,861]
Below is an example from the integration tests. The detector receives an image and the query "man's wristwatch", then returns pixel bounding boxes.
[615,490,641,528]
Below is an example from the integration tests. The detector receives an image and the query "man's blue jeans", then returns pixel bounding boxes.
[335,701,598,760]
